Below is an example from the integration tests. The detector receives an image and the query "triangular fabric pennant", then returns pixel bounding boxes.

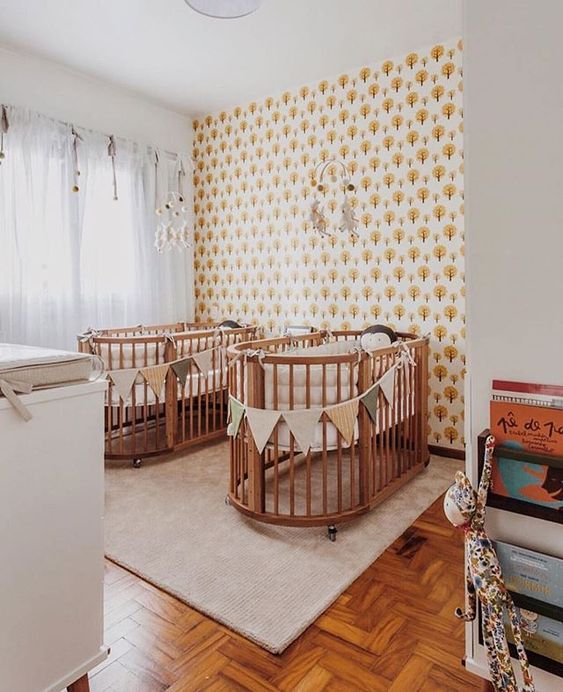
[326,399,359,445]
[141,363,169,399]
[227,396,246,438]
[171,357,193,385]
[282,408,322,453]
[360,383,380,425]
[108,368,139,402]
[192,348,214,376]
[245,407,281,454]
[379,367,396,407]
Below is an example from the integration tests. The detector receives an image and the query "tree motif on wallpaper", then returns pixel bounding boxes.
[193,39,464,449]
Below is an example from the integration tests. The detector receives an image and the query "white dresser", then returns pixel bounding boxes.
[0,381,108,692]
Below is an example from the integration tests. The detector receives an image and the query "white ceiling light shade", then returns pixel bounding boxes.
[185,0,263,19]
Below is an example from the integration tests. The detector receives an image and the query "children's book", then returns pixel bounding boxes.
[495,541,562,608]
[495,541,563,664]
[504,607,563,664]
[492,379,563,409]
[489,381,563,511]
[490,399,563,456]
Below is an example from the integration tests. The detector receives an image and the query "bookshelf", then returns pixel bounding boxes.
[474,432,563,678]
[463,432,563,687]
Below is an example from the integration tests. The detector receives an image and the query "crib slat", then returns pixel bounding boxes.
[322,364,328,515]
[273,363,279,516]
[288,363,295,517]
[165,338,176,451]
[247,358,265,514]
[357,356,370,507]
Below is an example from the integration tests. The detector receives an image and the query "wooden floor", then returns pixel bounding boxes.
[90,496,481,691]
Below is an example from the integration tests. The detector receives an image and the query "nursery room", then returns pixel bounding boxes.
[1,1,562,691]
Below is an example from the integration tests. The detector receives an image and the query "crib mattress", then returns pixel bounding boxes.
[263,340,361,409]
[100,336,215,370]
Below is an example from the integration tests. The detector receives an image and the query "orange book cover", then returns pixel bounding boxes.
[490,400,563,456]
[489,400,563,511]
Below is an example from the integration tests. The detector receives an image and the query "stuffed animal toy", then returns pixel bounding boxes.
[339,198,360,239]
[310,200,330,236]
[443,435,535,692]
[359,325,398,353]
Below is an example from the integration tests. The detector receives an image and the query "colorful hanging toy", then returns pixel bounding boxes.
[443,435,535,691]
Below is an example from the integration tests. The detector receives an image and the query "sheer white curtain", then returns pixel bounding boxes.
[0,106,194,349]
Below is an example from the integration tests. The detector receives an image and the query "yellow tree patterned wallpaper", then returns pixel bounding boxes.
[193,39,464,450]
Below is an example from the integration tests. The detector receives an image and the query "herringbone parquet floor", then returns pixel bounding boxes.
[89,495,481,691]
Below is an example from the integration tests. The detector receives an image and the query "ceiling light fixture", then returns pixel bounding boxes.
[185,0,262,19]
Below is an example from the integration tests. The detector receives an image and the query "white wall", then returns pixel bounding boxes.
[0,44,192,152]
[464,1,562,689]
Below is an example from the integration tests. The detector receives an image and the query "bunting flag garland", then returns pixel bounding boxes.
[379,367,396,407]
[360,383,380,425]
[192,348,214,376]
[108,368,139,402]
[227,396,246,438]
[141,362,169,398]
[282,408,322,453]
[170,357,193,385]
[103,349,409,453]
[326,399,359,445]
[245,406,281,454]
[106,345,223,394]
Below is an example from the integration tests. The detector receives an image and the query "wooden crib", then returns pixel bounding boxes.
[78,322,258,465]
[227,330,429,537]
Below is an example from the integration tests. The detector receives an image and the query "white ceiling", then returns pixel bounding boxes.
[0,0,462,116]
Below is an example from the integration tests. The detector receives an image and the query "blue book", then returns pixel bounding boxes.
[495,541,562,608]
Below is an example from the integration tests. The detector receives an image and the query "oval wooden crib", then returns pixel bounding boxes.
[78,322,258,465]
[226,330,429,538]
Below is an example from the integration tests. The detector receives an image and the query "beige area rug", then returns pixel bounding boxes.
[104,441,461,654]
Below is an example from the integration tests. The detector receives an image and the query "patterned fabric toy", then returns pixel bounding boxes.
[443,435,535,691]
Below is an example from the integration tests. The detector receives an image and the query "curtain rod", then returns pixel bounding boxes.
[2,102,194,167]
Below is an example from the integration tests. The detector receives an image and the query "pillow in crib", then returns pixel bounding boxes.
[219,320,242,329]
[360,325,398,353]
[285,325,315,336]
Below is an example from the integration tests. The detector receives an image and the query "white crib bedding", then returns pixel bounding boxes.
[267,392,413,452]
[101,336,214,370]
[107,367,227,406]
[242,339,414,453]
[264,362,359,409]
[261,344,413,451]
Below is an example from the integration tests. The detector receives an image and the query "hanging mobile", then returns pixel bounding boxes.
[310,158,359,239]
[154,157,192,253]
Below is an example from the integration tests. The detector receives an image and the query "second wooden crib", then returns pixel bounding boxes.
[79,321,258,465]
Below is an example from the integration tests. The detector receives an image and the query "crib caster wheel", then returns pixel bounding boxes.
[327,525,337,542]
[133,458,142,469]
[224,495,231,506]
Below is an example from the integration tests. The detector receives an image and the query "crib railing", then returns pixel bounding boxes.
[85,321,212,338]
[227,331,429,527]
[78,323,257,462]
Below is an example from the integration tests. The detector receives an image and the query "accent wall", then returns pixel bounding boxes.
[193,38,464,450]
